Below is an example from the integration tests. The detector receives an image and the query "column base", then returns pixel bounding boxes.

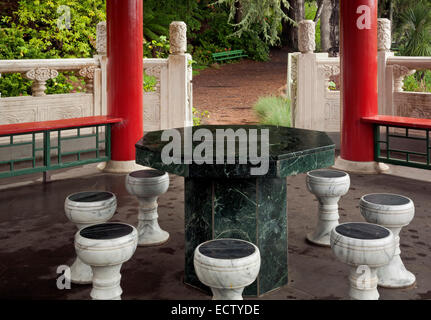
[332,157,390,174]
[97,160,149,174]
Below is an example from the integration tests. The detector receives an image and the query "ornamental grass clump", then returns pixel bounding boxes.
[253,96,291,127]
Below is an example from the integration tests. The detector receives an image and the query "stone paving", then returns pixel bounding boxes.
[0,162,430,300]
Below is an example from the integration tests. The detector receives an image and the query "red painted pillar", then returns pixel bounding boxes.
[107,0,143,162]
[340,0,377,162]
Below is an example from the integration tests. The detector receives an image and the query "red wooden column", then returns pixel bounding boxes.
[105,0,143,170]
[339,0,378,163]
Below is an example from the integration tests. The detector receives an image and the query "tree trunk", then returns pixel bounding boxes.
[320,0,331,52]
[234,0,243,24]
[329,0,339,57]
[297,0,305,22]
[282,0,298,50]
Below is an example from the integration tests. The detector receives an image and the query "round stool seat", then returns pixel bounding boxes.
[125,169,170,246]
[307,170,350,190]
[126,170,169,196]
[306,169,350,246]
[331,223,395,267]
[65,191,117,227]
[75,223,138,266]
[65,191,117,285]
[330,222,395,300]
[360,193,416,288]
[360,194,414,227]
[75,223,138,300]
[194,239,261,300]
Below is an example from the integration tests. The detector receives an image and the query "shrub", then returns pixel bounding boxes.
[403,70,431,93]
[253,96,291,127]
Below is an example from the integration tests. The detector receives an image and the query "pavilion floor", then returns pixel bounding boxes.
[0,162,430,300]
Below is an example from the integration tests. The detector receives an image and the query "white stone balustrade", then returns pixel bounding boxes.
[288,18,431,142]
[0,20,193,148]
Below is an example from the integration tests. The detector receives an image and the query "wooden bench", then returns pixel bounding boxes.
[0,116,122,179]
[362,115,431,169]
[212,50,248,62]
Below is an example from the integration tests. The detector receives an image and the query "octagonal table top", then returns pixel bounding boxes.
[135,125,335,178]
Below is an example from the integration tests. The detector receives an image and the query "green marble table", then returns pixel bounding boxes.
[135,125,335,296]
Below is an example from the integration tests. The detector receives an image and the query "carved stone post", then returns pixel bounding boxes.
[168,21,191,128]
[23,68,58,97]
[393,65,415,92]
[96,21,107,55]
[169,21,187,55]
[79,66,96,92]
[298,20,316,54]
[377,18,391,52]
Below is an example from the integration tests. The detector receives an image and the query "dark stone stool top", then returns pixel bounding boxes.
[308,170,347,179]
[69,191,114,203]
[336,223,390,240]
[80,223,133,240]
[199,239,256,260]
[363,194,410,206]
[129,169,166,179]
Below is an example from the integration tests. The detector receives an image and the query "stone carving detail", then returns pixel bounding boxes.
[298,20,315,54]
[1,112,35,125]
[23,68,58,97]
[51,106,82,119]
[96,21,107,55]
[318,64,340,79]
[377,18,391,52]
[79,66,97,92]
[393,65,415,92]
[169,21,187,54]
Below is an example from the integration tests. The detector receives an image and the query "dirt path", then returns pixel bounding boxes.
[192,47,289,125]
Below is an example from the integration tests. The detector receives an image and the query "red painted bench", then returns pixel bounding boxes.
[362,115,431,169]
[0,116,122,179]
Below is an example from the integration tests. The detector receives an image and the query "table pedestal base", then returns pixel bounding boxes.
[184,177,288,297]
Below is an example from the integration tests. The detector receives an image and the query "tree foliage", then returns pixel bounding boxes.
[213,0,295,45]
[396,1,431,56]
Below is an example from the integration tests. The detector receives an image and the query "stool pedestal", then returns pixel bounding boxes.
[75,223,138,300]
[64,191,117,284]
[330,222,395,300]
[360,193,416,288]
[126,170,170,246]
[306,170,350,246]
[194,239,261,300]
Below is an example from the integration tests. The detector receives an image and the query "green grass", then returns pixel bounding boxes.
[253,96,291,127]
[192,64,209,77]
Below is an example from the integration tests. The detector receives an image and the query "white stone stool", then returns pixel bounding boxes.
[125,169,170,246]
[75,222,138,300]
[64,191,117,284]
[330,222,395,300]
[193,238,261,300]
[306,170,350,246]
[360,193,416,288]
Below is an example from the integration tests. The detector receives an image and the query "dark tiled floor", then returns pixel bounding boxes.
[0,164,430,300]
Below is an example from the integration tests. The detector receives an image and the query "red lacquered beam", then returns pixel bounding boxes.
[0,116,123,136]
[362,115,431,130]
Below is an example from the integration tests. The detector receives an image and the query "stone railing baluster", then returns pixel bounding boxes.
[23,67,59,97]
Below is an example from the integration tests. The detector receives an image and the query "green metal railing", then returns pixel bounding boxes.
[374,124,431,169]
[0,124,111,178]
